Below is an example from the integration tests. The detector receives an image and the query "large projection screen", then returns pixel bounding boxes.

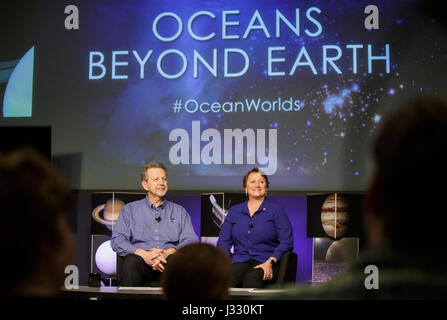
[1,0,446,191]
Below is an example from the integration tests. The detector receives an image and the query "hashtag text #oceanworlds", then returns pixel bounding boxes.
[179,97,303,114]
[169,121,277,175]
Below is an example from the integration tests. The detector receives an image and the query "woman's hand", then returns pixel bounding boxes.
[254,257,277,281]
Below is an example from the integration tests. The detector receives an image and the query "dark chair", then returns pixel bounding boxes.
[116,255,160,287]
[266,251,298,289]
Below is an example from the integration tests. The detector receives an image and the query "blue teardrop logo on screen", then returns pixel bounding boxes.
[2,46,34,117]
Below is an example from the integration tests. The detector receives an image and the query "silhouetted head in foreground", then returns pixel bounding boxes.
[365,97,447,260]
[161,243,231,300]
[0,148,74,297]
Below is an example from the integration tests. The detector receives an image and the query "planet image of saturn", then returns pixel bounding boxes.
[92,198,125,231]
[320,194,349,239]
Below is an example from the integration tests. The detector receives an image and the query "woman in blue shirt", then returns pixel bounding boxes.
[217,168,293,288]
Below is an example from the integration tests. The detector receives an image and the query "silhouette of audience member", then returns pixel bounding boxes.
[161,243,231,300]
[272,97,447,299]
[0,148,75,297]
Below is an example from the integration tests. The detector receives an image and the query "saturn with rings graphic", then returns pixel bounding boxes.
[92,198,125,231]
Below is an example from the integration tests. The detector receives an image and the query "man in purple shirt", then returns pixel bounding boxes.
[111,162,198,286]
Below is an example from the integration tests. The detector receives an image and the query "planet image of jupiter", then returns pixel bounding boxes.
[321,194,349,239]
[92,198,125,231]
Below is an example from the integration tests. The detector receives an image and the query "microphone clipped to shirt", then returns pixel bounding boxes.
[155,216,161,223]
[249,223,253,229]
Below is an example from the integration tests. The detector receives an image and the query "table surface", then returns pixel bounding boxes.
[61,286,286,297]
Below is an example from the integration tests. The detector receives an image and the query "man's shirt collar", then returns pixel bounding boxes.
[145,196,167,209]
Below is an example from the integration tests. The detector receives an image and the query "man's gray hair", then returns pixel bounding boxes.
[140,162,167,181]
